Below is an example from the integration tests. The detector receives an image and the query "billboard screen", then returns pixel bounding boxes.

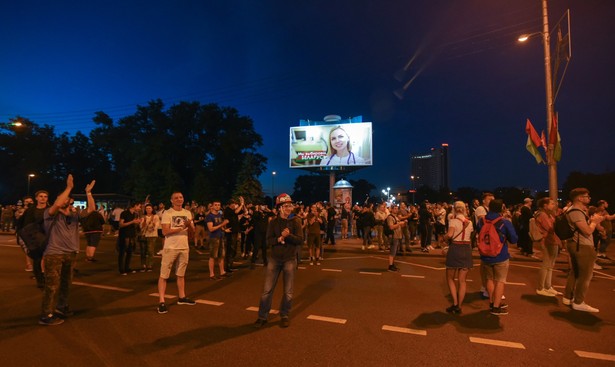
[289,122,372,168]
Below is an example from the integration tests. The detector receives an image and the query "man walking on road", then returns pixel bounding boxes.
[253,193,303,328]
[157,192,196,314]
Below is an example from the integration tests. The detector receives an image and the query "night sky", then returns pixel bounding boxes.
[1,0,613,198]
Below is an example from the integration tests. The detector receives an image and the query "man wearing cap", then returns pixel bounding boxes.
[253,193,303,328]
[518,198,535,257]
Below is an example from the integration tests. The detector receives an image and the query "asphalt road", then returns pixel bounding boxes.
[1,234,614,367]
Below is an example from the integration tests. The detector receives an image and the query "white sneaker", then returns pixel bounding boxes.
[572,302,599,313]
[546,287,563,296]
[562,297,572,306]
[593,263,603,270]
[536,288,556,297]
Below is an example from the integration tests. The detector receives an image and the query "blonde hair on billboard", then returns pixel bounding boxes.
[328,125,352,154]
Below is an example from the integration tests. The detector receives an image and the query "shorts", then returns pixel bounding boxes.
[209,237,225,259]
[85,233,102,247]
[481,259,509,282]
[159,248,189,279]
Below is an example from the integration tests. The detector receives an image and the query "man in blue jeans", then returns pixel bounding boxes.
[253,193,303,328]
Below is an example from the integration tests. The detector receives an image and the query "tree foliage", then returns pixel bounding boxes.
[0,101,266,204]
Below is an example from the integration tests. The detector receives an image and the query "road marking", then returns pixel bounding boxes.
[149,293,177,299]
[0,244,19,248]
[328,255,374,261]
[469,337,525,349]
[575,350,615,362]
[307,315,347,324]
[359,271,381,276]
[401,274,425,279]
[382,325,427,336]
[298,266,307,270]
[246,306,278,315]
[196,299,224,306]
[504,281,527,286]
[73,281,132,293]
[322,268,342,272]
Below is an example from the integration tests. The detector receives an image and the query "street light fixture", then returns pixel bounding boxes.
[27,173,35,195]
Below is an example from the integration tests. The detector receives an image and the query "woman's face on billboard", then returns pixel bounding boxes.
[330,128,349,154]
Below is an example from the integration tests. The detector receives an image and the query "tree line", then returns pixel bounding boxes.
[1,100,267,204]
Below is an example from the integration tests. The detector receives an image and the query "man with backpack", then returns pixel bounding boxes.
[477,199,518,316]
[562,188,604,313]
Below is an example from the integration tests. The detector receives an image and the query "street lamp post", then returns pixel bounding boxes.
[518,0,563,202]
[410,176,416,204]
[27,174,35,195]
[271,171,276,208]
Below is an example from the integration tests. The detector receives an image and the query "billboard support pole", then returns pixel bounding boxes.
[329,172,335,205]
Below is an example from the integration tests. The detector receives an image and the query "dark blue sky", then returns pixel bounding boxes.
[1,0,613,197]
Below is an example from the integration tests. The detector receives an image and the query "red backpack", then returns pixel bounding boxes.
[477,217,505,257]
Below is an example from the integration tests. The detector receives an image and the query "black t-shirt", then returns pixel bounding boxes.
[194,212,206,227]
[223,207,240,233]
[119,210,137,238]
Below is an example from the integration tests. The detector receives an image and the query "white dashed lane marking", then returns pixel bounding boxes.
[401,274,425,279]
[196,300,224,306]
[359,271,381,276]
[575,350,615,362]
[149,293,177,299]
[73,281,132,293]
[307,315,347,324]
[469,337,525,349]
[322,268,342,272]
[382,325,427,336]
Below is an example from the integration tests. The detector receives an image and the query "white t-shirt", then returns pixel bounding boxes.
[448,215,474,243]
[161,208,192,249]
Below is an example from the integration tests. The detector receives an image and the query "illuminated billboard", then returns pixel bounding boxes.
[289,122,372,168]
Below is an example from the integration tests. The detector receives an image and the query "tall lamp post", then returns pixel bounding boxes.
[410,176,416,204]
[27,174,35,195]
[271,171,276,208]
[518,0,569,202]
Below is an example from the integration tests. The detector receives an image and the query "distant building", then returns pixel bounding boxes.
[411,144,450,191]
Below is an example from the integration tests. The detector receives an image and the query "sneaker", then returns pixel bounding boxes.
[546,287,562,296]
[572,302,599,313]
[309,258,314,265]
[536,288,556,297]
[572,302,600,312]
[177,297,196,305]
[54,306,74,319]
[39,314,64,326]
[446,305,461,314]
[388,265,399,272]
[562,297,572,306]
[490,307,508,316]
[157,303,168,314]
[427,245,435,250]
[280,317,290,328]
[593,263,603,270]
[421,248,429,253]
[481,290,490,300]
[367,245,375,249]
[25,266,33,272]
[253,318,267,328]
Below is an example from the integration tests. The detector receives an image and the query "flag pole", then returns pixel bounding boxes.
[542,0,558,201]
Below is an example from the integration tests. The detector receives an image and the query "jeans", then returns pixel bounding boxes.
[118,236,136,274]
[537,242,558,290]
[257,256,296,320]
[42,253,76,316]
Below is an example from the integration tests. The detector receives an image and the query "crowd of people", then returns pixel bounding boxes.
[4,180,613,326]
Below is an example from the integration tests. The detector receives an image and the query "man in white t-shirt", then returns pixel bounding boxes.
[157,192,196,314]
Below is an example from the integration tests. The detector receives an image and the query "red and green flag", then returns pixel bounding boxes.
[550,113,562,162]
[525,119,544,164]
